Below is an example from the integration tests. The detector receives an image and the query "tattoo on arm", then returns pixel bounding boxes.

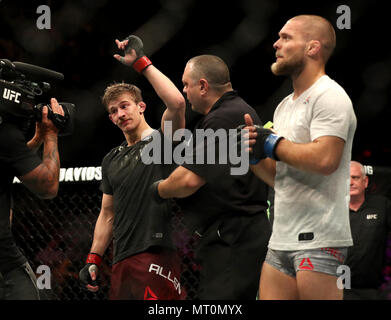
[21,134,60,198]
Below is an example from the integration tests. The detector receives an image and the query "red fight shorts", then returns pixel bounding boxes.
[109,247,185,300]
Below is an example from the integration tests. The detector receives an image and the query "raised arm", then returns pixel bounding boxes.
[113,35,185,133]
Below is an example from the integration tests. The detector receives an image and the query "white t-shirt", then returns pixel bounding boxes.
[269,75,357,250]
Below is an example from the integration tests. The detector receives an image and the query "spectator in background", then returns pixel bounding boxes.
[344,161,391,300]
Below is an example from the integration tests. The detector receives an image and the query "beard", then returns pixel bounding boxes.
[271,53,305,76]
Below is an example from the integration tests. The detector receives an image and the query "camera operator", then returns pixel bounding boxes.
[0,97,64,300]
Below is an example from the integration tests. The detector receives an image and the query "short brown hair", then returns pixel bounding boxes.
[102,82,143,110]
[187,55,231,89]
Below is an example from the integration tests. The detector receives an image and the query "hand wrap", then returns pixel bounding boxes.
[252,125,283,163]
[124,35,152,73]
[237,124,283,164]
[150,179,165,204]
[79,252,102,288]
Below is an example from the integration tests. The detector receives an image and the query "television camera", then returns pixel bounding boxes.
[0,59,75,136]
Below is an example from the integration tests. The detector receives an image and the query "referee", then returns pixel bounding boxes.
[344,161,391,300]
[152,55,271,300]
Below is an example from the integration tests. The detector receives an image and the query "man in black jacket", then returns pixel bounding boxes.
[344,161,391,300]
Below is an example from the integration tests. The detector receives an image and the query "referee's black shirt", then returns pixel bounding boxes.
[179,90,269,233]
[345,194,391,288]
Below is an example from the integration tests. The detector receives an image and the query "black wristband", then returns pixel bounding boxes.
[150,179,165,204]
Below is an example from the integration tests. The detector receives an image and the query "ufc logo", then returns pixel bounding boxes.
[3,88,21,103]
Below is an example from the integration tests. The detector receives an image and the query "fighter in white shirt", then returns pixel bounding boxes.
[243,15,356,300]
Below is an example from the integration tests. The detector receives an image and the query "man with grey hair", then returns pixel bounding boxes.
[344,161,391,300]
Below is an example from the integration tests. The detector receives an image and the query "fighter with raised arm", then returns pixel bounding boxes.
[79,35,186,300]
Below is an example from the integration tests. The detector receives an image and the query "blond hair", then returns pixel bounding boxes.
[290,15,336,62]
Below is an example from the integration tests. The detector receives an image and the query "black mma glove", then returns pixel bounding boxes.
[150,179,165,204]
[79,252,102,289]
[251,125,283,163]
[124,35,152,73]
[237,124,283,164]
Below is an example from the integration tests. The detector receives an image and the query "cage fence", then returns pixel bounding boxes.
[10,165,391,300]
[11,174,200,300]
